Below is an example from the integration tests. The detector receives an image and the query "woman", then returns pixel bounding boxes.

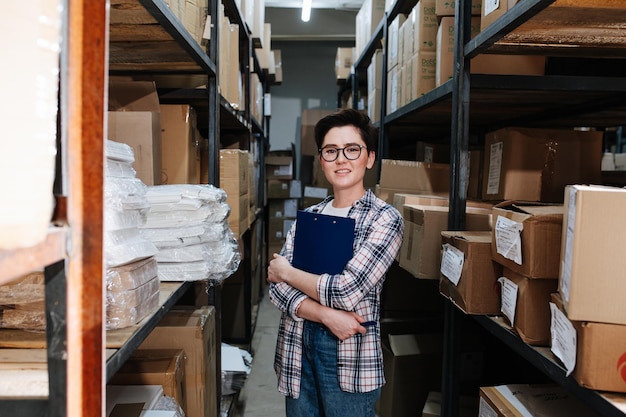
[267,108,404,417]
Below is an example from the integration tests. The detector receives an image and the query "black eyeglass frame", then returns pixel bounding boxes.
[318,145,367,162]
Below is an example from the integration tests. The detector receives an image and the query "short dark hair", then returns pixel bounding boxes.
[314,109,378,158]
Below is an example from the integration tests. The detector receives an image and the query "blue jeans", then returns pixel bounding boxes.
[285,320,381,417]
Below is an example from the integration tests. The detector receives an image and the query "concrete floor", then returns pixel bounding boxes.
[236,288,286,417]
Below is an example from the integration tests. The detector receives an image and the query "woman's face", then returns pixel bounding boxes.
[319,125,375,193]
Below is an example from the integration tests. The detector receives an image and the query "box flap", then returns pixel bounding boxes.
[441,230,492,244]
[109,81,160,112]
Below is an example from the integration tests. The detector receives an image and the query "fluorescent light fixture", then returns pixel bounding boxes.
[301,0,312,22]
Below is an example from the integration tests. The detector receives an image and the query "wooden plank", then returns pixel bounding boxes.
[110,0,159,25]
[109,24,174,42]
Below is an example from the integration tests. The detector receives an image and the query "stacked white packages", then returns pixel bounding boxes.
[140,184,241,282]
[105,140,160,329]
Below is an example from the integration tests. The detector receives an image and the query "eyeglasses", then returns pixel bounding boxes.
[319,145,366,162]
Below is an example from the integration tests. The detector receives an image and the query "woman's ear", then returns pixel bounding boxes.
[366,151,376,169]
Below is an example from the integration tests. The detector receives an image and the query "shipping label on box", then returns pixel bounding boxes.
[499,268,557,346]
[440,231,501,315]
[491,202,563,279]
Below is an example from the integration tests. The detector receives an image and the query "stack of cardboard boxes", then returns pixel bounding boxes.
[266,151,300,261]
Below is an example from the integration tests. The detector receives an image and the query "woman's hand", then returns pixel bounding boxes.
[321,308,367,341]
[267,253,292,284]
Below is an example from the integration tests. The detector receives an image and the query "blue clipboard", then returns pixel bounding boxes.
[292,210,355,275]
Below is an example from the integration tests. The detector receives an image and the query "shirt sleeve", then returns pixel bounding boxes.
[317,205,404,311]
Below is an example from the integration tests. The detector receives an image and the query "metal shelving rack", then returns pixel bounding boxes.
[0,0,270,415]
[349,0,626,415]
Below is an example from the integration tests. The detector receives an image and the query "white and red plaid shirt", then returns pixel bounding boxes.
[269,189,404,398]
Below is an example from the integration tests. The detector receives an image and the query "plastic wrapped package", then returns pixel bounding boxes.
[105,228,158,268]
[105,177,149,211]
[158,249,240,282]
[105,207,149,231]
[141,222,228,249]
[0,271,45,305]
[106,286,160,329]
[145,184,227,205]
[152,395,185,417]
[0,308,46,331]
[106,139,135,164]
[156,242,217,263]
[142,202,230,228]
[106,257,158,292]
[105,158,137,179]
[106,275,160,309]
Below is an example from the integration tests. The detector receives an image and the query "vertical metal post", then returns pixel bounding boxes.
[207,0,220,187]
[442,0,472,415]
[45,261,67,417]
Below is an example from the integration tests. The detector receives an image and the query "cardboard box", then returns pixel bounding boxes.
[439,231,502,315]
[108,81,162,185]
[491,202,564,279]
[573,320,626,393]
[108,349,185,413]
[300,109,336,157]
[499,268,557,345]
[436,16,545,87]
[481,0,519,31]
[266,179,292,199]
[335,47,354,81]
[560,185,626,325]
[482,127,602,202]
[268,218,295,244]
[377,334,443,417]
[435,0,482,16]
[139,307,217,417]
[410,51,437,98]
[160,104,200,185]
[367,50,384,92]
[268,198,298,218]
[378,159,450,204]
[479,384,600,417]
[355,0,386,58]
[410,0,437,52]
[221,149,249,196]
[265,154,293,180]
[399,204,492,279]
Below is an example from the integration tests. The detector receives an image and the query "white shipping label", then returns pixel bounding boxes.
[440,244,465,286]
[549,302,577,376]
[479,397,498,417]
[498,277,518,325]
[495,216,523,265]
[561,187,578,302]
[484,0,500,15]
[486,142,503,195]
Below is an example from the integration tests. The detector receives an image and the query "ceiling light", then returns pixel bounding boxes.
[301,0,312,22]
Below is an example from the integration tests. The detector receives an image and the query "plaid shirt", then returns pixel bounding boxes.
[269,189,404,398]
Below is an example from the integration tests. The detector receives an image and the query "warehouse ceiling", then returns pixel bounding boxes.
[265,0,361,41]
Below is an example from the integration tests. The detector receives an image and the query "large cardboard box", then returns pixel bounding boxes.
[300,109,336,156]
[560,185,626,325]
[160,104,201,185]
[377,333,443,417]
[265,154,293,180]
[139,307,217,417]
[439,231,502,315]
[499,268,557,345]
[479,384,600,417]
[108,349,186,413]
[491,202,563,279]
[335,47,354,81]
[481,0,519,31]
[481,127,602,202]
[399,204,492,279]
[108,80,162,186]
[221,149,250,236]
[378,159,450,204]
[436,16,545,87]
